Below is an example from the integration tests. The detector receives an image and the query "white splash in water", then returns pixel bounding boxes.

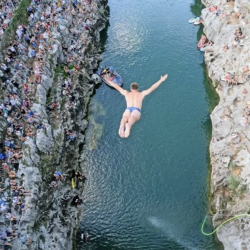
[148,216,172,235]
[147,216,199,250]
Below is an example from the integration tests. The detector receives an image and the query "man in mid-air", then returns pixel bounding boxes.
[104,74,168,138]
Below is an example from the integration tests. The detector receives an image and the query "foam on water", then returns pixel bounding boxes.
[147,216,200,250]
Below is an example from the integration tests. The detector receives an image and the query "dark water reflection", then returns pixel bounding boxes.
[78,0,222,249]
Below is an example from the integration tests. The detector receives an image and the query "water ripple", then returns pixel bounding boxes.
[78,0,222,249]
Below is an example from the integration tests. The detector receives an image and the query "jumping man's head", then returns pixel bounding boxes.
[130,82,139,91]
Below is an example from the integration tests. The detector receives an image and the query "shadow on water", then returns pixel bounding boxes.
[201,61,219,159]
[190,0,205,17]
[99,5,110,52]
[197,24,205,41]
[91,5,109,96]
[84,99,106,150]
[202,62,220,113]
[190,0,205,41]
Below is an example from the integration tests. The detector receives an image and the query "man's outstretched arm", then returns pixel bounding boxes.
[141,74,168,96]
[104,76,128,96]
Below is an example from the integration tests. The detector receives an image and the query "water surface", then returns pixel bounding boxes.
[78,0,222,249]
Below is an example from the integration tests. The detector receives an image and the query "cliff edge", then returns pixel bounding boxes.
[201,0,250,249]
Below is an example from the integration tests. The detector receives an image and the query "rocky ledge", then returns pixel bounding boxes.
[201,0,250,249]
[0,0,108,249]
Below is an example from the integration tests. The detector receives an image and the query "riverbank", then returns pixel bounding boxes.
[0,0,108,249]
[201,0,250,249]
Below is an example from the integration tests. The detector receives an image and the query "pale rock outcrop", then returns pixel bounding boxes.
[201,0,250,249]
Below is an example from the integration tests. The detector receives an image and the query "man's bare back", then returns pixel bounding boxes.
[125,91,144,110]
[104,74,168,138]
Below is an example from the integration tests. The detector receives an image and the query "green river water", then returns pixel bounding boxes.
[78,0,224,249]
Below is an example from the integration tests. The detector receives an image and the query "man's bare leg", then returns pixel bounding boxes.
[124,110,141,138]
[119,109,130,138]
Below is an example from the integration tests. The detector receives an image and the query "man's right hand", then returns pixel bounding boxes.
[160,74,168,82]
[142,74,168,96]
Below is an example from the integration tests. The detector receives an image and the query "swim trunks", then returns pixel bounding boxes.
[126,107,141,113]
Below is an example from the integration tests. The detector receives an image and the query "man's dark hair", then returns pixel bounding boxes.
[130,82,139,90]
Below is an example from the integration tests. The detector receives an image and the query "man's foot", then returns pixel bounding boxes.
[124,123,131,138]
[118,125,125,138]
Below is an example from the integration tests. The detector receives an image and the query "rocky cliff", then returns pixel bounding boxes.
[201,0,250,249]
[0,0,108,249]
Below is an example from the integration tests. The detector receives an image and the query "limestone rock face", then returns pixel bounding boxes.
[0,0,109,250]
[201,0,250,249]
[36,84,48,105]
[36,123,54,153]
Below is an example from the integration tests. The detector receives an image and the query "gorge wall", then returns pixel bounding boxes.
[201,0,250,249]
[0,0,108,249]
